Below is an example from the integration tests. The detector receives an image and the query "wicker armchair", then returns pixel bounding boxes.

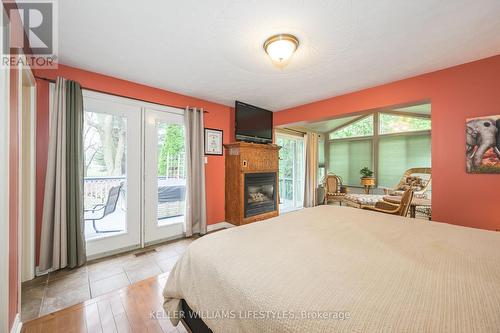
[382,167,431,198]
[362,189,414,217]
[323,174,348,205]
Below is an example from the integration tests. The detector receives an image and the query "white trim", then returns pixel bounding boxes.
[141,108,145,249]
[143,108,186,244]
[0,7,11,331]
[35,266,54,277]
[275,132,306,211]
[18,58,37,283]
[83,94,142,257]
[9,314,21,333]
[83,89,187,257]
[17,61,21,318]
[207,222,235,233]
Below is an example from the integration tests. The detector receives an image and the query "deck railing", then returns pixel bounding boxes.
[279,177,294,203]
[84,175,186,218]
[84,176,125,208]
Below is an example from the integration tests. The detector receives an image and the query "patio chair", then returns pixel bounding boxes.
[84,183,124,233]
[362,189,414,217]
[323,174,348,205]
[382,167,431,198]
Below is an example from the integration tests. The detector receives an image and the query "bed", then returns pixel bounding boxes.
[163,205,500,333]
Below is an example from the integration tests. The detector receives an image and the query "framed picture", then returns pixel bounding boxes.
[466,115,500,173]
[204,128,223,156]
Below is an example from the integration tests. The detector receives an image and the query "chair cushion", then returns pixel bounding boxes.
[397,176,427,192]
[343,194,385,206]
[391,190,428,199]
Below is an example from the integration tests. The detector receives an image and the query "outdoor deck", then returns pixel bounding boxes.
[84,177,185,240]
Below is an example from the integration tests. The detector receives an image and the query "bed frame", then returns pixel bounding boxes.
[180,299,213,333]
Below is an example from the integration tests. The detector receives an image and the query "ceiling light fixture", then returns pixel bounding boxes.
[263,34,299,67]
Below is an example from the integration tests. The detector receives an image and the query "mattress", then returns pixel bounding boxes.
[163,205,500,332]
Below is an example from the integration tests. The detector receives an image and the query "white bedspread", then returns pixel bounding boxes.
[163,206,500,333]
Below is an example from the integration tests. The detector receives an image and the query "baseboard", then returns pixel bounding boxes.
[10,313,22,333]
[207,222,235,233]
[35,265,55,277]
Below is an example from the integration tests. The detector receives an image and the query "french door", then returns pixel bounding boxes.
[82,90,186,258]
[144,107,186,244]
[83,92,142,257]
[277,133,305,213]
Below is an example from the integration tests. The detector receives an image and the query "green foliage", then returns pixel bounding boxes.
[278,137,293,179]
[360,166,374,178]
[277,136,304,203]
[158,124,185,176]
[379,113,431,134]
[330,115,374,139]
[330,113,430,140]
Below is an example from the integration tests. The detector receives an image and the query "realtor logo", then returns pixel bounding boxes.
[2,0,58,68]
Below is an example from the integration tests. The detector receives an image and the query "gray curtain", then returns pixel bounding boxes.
[39,77,86,271]
[303,132,319,207]
[184,107,207,236]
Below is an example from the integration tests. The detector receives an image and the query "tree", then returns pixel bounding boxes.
[331,116,373,139]
[84,112,126,176]
[277,137,295,201]
[158,124,185,176]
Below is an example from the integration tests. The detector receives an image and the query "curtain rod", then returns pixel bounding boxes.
[282,127,307,135]
[34,76,209,113]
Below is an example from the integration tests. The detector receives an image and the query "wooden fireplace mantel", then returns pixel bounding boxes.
[224,142,280,225]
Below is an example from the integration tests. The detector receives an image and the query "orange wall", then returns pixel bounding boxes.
[33,65,234,264]
[4,0,23,328]
[275,54,500,231]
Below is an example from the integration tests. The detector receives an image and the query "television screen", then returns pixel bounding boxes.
[235,101,273,143]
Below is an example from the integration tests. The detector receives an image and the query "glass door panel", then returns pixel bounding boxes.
[277,133,305,213]
[156,122,186,226]
[294,138,305,208]
[83,92,141,258]
[144,107,186,244]
[84,112,127,237]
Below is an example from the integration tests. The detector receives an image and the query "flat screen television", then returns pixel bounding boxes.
[235,101,273,144]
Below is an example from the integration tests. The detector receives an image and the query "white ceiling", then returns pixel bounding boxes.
[58,0,500,111]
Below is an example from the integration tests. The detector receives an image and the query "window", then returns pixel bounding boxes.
[329,115,373,139]
[379,113,431,134]
[327,105,431,188]
[329,139,373,186]
[378,134,431,187]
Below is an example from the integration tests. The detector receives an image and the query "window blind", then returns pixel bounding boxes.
[378,134,431,187]
[318,137,325,167]
[329,139,373,186]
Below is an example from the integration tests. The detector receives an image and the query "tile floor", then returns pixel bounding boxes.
[21,237,195,322]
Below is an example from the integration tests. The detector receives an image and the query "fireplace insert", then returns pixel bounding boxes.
[244,172,276,218]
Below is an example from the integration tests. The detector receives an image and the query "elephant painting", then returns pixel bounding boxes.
[466,116,500,173]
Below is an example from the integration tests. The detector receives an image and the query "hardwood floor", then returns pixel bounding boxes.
[21,238,194,322]
[22,272,188,333]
